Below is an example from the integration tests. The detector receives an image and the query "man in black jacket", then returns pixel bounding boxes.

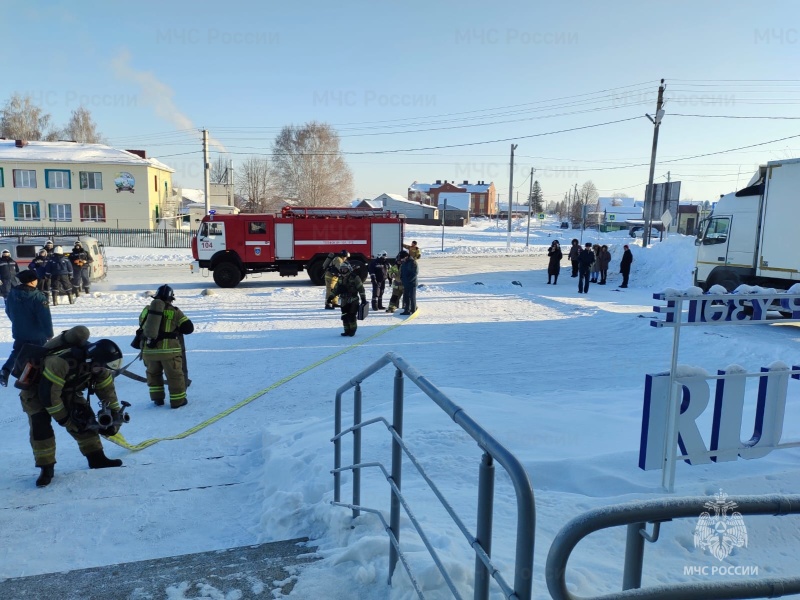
[0,249,19,298]
[69,241,93,296]
[577,242,595,294]
[367,251,389,310]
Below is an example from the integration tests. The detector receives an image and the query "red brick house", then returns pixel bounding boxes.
[408,180,497,216]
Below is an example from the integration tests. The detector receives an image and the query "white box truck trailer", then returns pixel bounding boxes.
[694,158,800,291]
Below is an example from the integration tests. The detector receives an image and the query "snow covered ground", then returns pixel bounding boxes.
[1,218,798,599]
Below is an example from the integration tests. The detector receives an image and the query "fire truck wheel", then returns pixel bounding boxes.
[213,262,242,288]
[349,259,369,282]
[307,258,325,286]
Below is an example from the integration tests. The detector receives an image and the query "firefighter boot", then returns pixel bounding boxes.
[86,450,123,469]
[68,292,76,304]
[371,299,378,311]
[36,465,55,487]
[51,290,58,306]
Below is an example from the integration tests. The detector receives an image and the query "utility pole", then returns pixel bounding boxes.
[228,158,235,207]
[526,167,535,247]
[643,79,666,246]
[507,144,518,250]
[566,188,572,223]
[573,183,578,225]
[202,129,211,216]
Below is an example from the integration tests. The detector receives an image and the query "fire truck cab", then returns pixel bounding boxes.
[192,206,404,288]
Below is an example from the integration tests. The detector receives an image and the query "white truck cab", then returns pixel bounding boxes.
[695,159,800,291]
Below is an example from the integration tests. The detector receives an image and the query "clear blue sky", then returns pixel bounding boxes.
[4,0,800,204]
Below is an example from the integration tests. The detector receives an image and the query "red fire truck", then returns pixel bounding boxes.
[191,206,405,288]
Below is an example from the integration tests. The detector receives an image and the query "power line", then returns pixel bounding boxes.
[672,113,800,120]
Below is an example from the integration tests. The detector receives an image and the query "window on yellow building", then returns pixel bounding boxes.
[45,169,71,189]
[48,203,72,221]
[13,169,36,188]
[13,202,40,220]
[80,203,106,222]
[79,171,103,190]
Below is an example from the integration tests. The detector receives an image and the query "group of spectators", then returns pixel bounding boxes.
[548,239,634,293]
[0,240,94,306]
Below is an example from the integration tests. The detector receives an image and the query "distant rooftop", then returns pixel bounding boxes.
[409,180,493,193]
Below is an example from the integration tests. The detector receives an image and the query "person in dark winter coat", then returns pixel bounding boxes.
[29,249,51,296]
[69,241,93,295]
[567,239,581,278]
[577,242,595,294]
[327,263,367,337]
[620,244,633,288]
[0,270,53,387]
[547,240,563,285]
[398,250,419,315]
[44,246,74,305]
[367,252,389,310]
[597,245,611,285]
[0,249,20,298]
[42,240,55,257]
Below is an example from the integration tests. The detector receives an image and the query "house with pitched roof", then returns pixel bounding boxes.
[408,180,497,216]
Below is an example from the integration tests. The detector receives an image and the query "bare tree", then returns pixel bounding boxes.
[235,156,277,213]
[63,106,104,143]
[1,93,59,140]
[272,121,354,207]
[210,156,232,184]
[580,180,599,206]
[609,191,632,198]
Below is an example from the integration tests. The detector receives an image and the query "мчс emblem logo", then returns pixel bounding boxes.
[693,489,748,561]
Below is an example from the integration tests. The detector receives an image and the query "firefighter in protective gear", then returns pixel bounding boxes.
[139,284,194,408]
[19,326,126,487]
[327,262,367,337]
[385,259,403,313]
[403,240,421,260]
[324,249,349,309]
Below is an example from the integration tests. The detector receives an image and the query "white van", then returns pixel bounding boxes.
[0,235,107,282]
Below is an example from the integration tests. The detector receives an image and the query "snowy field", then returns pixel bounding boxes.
[1,218,799,599]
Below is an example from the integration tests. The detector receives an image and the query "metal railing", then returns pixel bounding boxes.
[331,352,535,600]
[546,494,800,600]
[0,226,198,248]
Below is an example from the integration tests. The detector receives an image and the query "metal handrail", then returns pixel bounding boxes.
[332,352,535,600]
[545,494,800,600]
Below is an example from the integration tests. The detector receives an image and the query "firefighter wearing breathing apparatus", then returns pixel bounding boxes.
[17,326,129,487]
[139,284,194,409]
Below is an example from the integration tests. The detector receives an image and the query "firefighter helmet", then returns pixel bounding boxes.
[85,339,123,370]
[154,284,175,303]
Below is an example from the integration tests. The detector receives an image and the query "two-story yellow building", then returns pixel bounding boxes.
[0,139,176,229]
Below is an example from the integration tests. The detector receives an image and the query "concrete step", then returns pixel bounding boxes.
[0,537,316,599]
